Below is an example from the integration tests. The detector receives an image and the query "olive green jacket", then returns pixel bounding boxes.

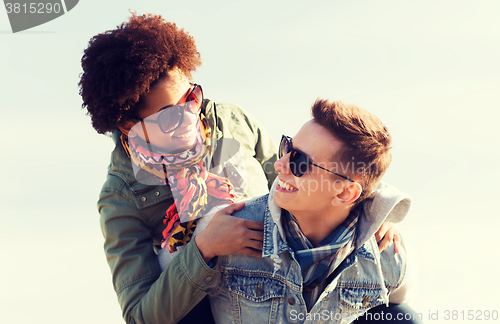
[98,100,278,324]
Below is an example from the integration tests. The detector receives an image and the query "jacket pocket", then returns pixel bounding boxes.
[226,272,285,302]
[221,272,286,324]
[339,286,385,312]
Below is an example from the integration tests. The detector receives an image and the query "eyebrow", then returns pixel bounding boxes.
[158,104,174,111]
[290,138,309,157]
[155,87,191,112]
[136,104,172,121]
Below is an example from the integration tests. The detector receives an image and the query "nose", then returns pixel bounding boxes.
[178,107,199,128]
[274,153,291,174]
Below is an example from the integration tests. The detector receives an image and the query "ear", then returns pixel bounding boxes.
[332,181,363,206]
[118,120,139,137]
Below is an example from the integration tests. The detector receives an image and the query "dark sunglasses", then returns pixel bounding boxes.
[279,135,354,182]
[138,84,203,134]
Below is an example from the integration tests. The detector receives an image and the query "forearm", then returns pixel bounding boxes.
[125,241,218,324]
[100,185,217,324]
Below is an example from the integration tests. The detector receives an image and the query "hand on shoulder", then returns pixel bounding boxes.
[195,202,265,263]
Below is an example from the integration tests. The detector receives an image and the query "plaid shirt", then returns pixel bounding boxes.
[283,206,360,311]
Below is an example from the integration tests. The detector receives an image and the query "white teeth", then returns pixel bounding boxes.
[174,128,194,138]
[279,179,297,191]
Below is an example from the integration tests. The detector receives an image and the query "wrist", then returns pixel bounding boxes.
[195,233,215,264]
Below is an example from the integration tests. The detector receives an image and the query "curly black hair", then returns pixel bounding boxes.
[79,13,202,134]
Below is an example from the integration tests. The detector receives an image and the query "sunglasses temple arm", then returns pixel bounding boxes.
[140,121,156,153]
[312,162,354,182]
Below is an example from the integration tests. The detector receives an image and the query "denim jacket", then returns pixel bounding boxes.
[206,179,412,324]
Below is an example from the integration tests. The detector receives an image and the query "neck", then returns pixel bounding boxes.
[291,206,353,247]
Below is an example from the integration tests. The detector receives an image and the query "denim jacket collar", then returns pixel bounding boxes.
[261,178,412,258]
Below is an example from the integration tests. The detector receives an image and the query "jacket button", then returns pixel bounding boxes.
[154,191,160,196]
[362,296,370,307]
[288,298,295,305]
[141,196,147,202]
[204,276,212,282]
[256,283,264,297]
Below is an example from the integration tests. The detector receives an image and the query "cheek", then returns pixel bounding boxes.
[128,122,144,138]
[140,128,175,149]
[182,112,199,126]
[297,176,328,198]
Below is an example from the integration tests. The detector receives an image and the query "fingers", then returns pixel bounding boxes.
[394,232,401,254]
[244,219,264,231]
[378,236,391,253]
[377,227,403,254]
[213,202,246,219]
[378,226,395,253]
[245,228,264,242]
[233,223,263,248]
[199,202,267,260]
[238,247,263,258]
[375,223,389,242]
[223,202,246,214]
[246,238,264,251]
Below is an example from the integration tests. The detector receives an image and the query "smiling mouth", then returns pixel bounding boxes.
[278,179,298,191]
[173,128,195,138]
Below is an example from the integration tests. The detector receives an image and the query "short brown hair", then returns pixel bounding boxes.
[311,99,392,202]
[79,13,202,134]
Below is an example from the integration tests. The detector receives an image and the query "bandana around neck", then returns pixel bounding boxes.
[121,114,236,252]
[284,206,359,310]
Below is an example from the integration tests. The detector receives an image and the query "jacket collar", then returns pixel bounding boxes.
[261,178,289,258]
[261,178,412,256]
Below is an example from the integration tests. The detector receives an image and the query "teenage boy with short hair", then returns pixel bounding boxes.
[197,99,417,324]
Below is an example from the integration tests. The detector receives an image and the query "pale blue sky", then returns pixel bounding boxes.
[1,1,499,323]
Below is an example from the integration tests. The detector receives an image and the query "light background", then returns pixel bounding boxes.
[1,0,499,323]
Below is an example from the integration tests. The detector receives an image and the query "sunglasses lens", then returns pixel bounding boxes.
[158,106,183,133]
[156,85,203,133]
[186,85,203,113]
[279,136,310,177]
[279,136,290,158]
[290,150,310,177]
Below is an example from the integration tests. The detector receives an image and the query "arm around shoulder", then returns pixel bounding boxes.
[99,178,218,323]
[387,235,419,306]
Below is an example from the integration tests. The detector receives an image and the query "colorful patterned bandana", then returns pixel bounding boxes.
[122,114,236,252]
[283,206,360,311]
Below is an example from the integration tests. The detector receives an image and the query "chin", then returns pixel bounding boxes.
[179,136,198,150]
[272,192,289,210]
[160,133,198,154]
